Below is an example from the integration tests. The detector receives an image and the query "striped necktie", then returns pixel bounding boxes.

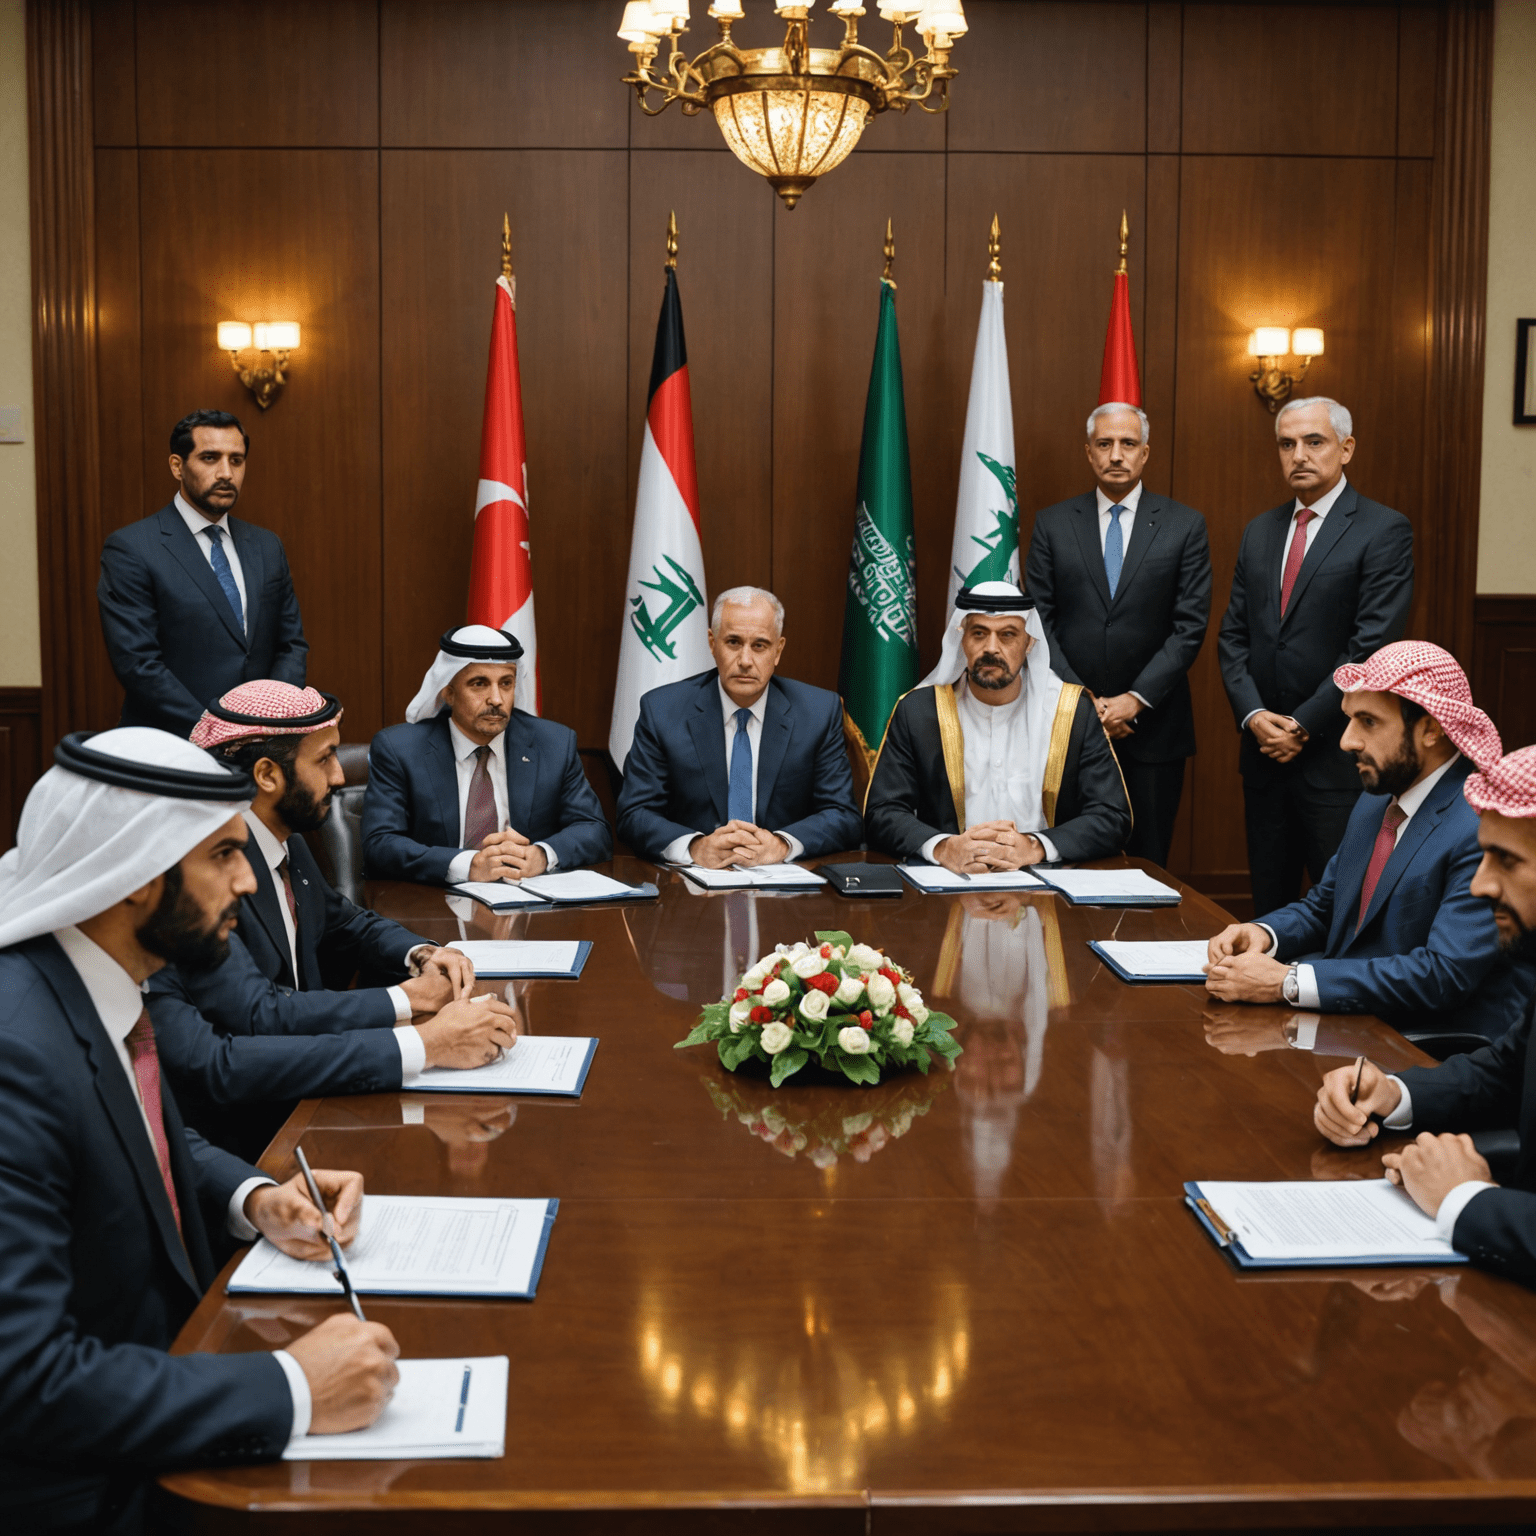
[205,526,245,630]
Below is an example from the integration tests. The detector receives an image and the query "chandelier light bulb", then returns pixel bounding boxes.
[707,1,745,16]
[917,0,966,38]
[619,1,664,41]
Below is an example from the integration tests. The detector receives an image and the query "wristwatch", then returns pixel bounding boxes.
[1282,965,1301,1006]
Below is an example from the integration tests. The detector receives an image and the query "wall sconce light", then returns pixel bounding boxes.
[217,320,301,410]
[1247,326,1324,413]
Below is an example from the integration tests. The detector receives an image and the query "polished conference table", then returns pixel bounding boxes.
[165,856,1536,1531]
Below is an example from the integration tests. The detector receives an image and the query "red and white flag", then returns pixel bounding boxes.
[467,254,539,714]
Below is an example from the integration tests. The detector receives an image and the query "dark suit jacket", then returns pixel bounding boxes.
[1218,484,1414,789]
[863,686,1132,863]
[98,502,308,735]
[363,711,612,885]
[615,671,864,862]
[1262,757,1534,1039]
[1025,490,1211,763]
[0,937,291,1529]
[1397,997,1536,1285]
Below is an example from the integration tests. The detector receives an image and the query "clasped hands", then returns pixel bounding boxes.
[689,820,790,869]
[1249,709,1309,763]
[1095,692,1141,741]
[1204,921,1290,1002]
[397,947,523,1065]
[935,820,1044,875]
[468,828,546,883]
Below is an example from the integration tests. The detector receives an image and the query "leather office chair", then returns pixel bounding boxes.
[1400,1031,1495,1062]
[303,743,370,904]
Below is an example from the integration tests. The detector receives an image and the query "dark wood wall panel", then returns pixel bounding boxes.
[94,148,144,534]
[1473,597,1536,754]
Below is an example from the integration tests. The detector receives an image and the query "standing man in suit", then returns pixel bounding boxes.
[1312,744,1536,1286]
[0,728,398,1533]
[615,587,863,866]
[98,410,308,735]
[364,626,612,884]
[1204,642,1531,1040]
[1219,397,1414,915]
[1025,403,1211,866]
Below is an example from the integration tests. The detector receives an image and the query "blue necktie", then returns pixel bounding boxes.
[1104,504,1126,598]
[728,707,754,823]
[205,526,245,630]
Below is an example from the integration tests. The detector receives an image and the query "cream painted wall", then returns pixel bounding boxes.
[1478,0,1536,592]
[0,0,41,686]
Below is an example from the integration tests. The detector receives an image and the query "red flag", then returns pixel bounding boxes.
[467,257,539,714]
[1098,269,1141,407]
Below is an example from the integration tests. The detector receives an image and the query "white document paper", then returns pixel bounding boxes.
[448,940,582,975]
[517,870,637,902]
[449,881,546,908]
[898,864,1043,892]
[1038,868,1180,902]
[412,1035,596,1096]
[1095,939,1210,978]
[682,864,827,889]
[1196,1179,1460,1263]
[229,1195,555,1297]
[284,1356,508,1461]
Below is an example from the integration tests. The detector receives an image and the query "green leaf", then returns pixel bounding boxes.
[838,1052,882,1086]
[719,1032,759,1070]
[769,1047,808,1087]
[674,1020,716,1049]
[815,930,855,954]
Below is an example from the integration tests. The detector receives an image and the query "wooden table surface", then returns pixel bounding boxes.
[163,856,1536,1531]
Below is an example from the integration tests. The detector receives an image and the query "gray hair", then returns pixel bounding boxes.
[1085,402,1149,445]
[1276,396,1353,442]
[710,585,784,635]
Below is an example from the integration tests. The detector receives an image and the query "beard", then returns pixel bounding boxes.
[276,775,332,834]
[1355,735,1422,797]
[968,653,1019,692]
[1491,900,1536,962]
[183,479,238,516]
[138,864,238,973]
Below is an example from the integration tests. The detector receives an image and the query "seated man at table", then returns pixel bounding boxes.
[364,625,611,885]
[864,581,1132,873]
[615,586,863,867]
[1205,642,1531,1041]
[0,727,399,1534]
[1313,743,1536,1285]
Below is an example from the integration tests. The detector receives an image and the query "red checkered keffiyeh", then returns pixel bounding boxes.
[1466,746,1536,820]
[1333,641,1502,771]
[189,681,340,752]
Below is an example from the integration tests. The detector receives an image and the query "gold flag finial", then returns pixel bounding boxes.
[665,210,678,270]
[1115,209,1129,276]
[882,216,896,288]
[501,212,513,280]
[986,213,1002,282]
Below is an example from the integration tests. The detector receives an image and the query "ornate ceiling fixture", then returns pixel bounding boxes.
[618,2,967,209]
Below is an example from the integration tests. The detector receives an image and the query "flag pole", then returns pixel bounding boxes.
[987,213,1001,282]
[666,209,678,270]
[1116,208,1129,275]
[882,216,896,288]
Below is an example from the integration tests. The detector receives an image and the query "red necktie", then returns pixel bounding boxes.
[1279,507,1317,615]
[124,1009,184,1237]
[1356,801,1407,930]
[277,855,299,926]
[463,745,499,850]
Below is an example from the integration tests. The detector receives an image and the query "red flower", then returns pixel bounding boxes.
[894,1003,911,1020]
[858,1010,873,1027]
[808,972,839,995]
[819,943,832,958]
[750,1005,773,1024]
[734,987,749,1002]
[879,966,901,985]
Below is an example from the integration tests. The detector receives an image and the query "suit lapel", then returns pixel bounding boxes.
[1262,503,1292,633]
[230,516,263,638]
[426,716,465,843]
[158,506,249,650]
[1281,486,1355,625]
[1070,497,1112,611]
[289,842,324,989]
[501,713,537,837]
[240,845,297,988]
[1348,763,1466,943]
[687,680,730,826]
[1110,493,1161,607]
[1326,794,1387,952]
[754,683,795,823]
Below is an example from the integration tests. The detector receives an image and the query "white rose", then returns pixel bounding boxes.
[834,971,865,1005]
[760,1021,794,1054]
[891,1018,915,1047]
[742,958,772,987]
[798,989,831,1022]
[762,977,791,1006]
[782,942,810,961]
[865,973,896,1012]
[897,982,921,1010]
[907,999,929,1025]
[729,998,752,1025]
[837,1025,872,1054]
[792,952,827,980]
[847,943,883,971]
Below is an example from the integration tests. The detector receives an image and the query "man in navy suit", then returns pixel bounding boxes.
[98,410,308,736]
[615,587,863,866]
[1204,643,1530,1041]
[364,625,612,884]
[1314,743,1536,1286]
[1219,397,1414,915]
[0,729,398,1534]
[1025,403,1211,867]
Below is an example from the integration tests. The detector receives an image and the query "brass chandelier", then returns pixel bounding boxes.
[618,2,968,208]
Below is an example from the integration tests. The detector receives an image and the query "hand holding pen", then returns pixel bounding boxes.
[295,1146,367,1322]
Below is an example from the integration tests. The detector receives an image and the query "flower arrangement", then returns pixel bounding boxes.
[675,929,962,1086]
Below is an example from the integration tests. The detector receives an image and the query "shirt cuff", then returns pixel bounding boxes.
[227,1176,277,1241]
[1435,1180,1496,1243]
[272,1349,313,1443]
[536,842,558,871]
[919,833,946,865]
[387,985,413,1023]
[1257,924,1278,953]
[1242,709,1263,730]
[1289,1015,1319,1050]
[446,849,476,885]
[1129,692,1151,709]
[661,832,698,865]
[1383,1077,1414,1129]
[404,944,432,978]
[1033,833,1060,864]
[1295,963,1320,1010]
[395,1025,426,1083]
[774,832,805,863]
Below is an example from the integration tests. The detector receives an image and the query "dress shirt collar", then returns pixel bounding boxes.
[1394,751,1460,824]
[448,717,507,767]
[717,678,769,728]
[175,490,231,539]
[53,925,145,1043]
[243,807,288,870]
[1094,481,1143,517]
[1292,474,1348,520]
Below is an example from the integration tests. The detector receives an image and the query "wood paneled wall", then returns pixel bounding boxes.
[37,0,1492,902]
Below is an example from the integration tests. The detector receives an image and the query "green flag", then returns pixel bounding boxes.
[839,276,918,774]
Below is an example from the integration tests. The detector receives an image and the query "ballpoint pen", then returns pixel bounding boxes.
[1349,1054,1368,1106]
[294,1145,367,1322]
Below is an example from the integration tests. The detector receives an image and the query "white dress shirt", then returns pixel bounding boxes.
[175,492,248,628]
[1380,1078,1497,1244]
[920,682,1061,867]
[1260,754,1460,1010]
[443,721,559,884]
[52,925,312,1439]
[1094,482,1150,709]
[660,681,806,865]
[1240,474,1350,729]
[243,812,426,1078]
